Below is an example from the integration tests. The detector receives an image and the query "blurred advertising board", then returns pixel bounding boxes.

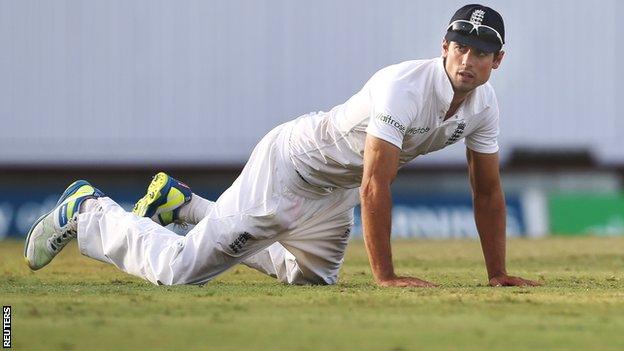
[0,190,537,240]
[549,193,624,236]
[351,193,530,238]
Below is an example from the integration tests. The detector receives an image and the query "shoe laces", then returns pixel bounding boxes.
[48,216,78,253]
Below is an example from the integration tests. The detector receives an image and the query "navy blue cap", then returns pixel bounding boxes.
[445,4,505,53]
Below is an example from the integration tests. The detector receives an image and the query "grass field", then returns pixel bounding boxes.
[1,237,623,351]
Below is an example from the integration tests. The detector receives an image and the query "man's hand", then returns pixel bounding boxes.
[489,274,541,287]
[377,276,439,288]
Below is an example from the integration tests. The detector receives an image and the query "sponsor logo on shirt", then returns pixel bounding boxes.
[445,121,466,145]
[407,126,431,135]
[375,114,430,136]
[375,113,406,134]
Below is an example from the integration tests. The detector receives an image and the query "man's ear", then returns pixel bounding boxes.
[442,39,449,58]
[492,50,505,69]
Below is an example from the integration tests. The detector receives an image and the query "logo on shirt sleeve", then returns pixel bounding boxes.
[375,113,406,134]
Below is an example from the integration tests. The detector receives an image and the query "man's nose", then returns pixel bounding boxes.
[461,50,476,67]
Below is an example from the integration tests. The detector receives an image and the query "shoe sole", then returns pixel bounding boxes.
[133,173,170,218]
[23,180,90,266]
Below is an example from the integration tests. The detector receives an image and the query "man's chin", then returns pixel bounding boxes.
[452,82,476,94]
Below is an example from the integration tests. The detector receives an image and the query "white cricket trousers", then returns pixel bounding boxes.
[76,121,360,285]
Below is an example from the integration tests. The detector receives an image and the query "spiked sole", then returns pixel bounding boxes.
[132,172,170,218]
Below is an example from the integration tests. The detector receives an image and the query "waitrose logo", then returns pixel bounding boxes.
[376,114,406,134]
[376,114,430,135]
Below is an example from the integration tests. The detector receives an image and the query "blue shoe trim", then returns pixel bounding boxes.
[144,180,172,219]
[55,180,90,206]
[170,178,193,201]
[142,175,192,220]
[56,180,105,223]
[58,203,69,227]
[169,177,192,222]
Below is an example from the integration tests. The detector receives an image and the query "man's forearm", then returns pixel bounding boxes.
[360,181,395,281]
[473,191,507,279]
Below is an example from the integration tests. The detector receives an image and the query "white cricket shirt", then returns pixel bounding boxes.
[288,57,500,189]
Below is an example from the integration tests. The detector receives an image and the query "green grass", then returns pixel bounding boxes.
[2,237,623,351]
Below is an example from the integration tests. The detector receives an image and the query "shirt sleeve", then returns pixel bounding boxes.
[365,79,418,149]
[464,103,500,154]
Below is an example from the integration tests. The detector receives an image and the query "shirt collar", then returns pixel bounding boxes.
[433,57,489,117]
[433,57,453,114]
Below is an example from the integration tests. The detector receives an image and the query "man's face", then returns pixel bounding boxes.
[442,40,504,94]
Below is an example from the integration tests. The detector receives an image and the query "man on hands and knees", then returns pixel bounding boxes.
[361,5,539,287]
[24,4,539,288]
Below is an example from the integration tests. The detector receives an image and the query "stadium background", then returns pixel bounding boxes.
[1,0,622,240]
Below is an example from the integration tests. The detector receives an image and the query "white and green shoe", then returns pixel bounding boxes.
[132,172,192,226]
[24,180,104,270]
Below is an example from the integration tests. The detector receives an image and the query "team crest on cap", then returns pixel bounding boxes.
[469,9,485,25]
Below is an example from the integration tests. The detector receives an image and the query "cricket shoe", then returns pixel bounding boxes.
[24,180,104,270]
[132,172,192,226]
